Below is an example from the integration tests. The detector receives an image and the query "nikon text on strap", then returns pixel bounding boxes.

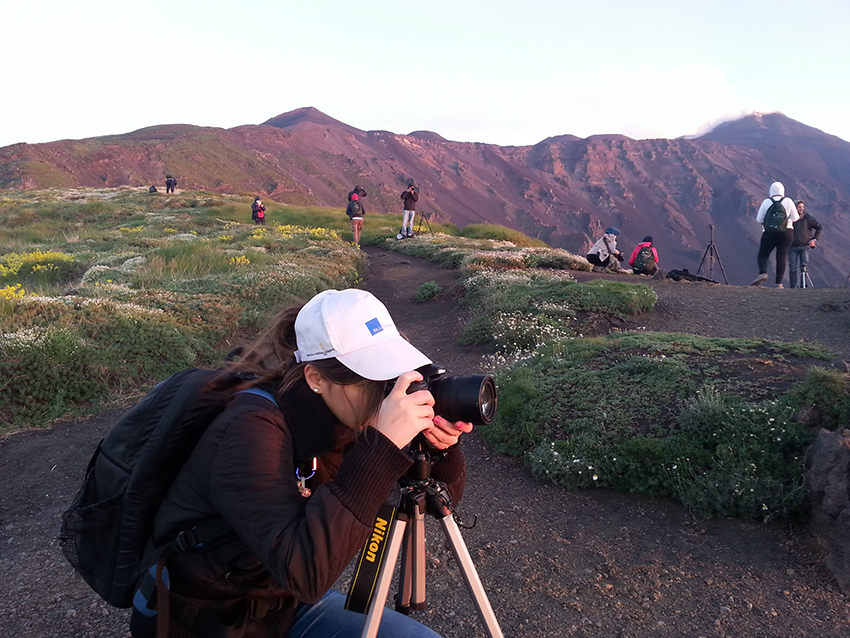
[344,489,400,613]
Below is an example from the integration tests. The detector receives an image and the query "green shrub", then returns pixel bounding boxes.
[483,334,821,522]
[415,281,443,302]
[787,366,850,429]
[0,327,105,426]
[460,223,548,247]
[0,250,87,288]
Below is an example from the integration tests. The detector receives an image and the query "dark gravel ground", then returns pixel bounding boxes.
[1,246,849,637]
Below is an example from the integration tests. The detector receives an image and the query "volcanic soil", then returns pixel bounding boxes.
[1,246,849,638]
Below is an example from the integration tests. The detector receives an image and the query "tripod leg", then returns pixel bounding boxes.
[711,245,729,284]
[438,516,505,638]
[360,518,408,638]
[696,244,712,277]
[396,493,427,613]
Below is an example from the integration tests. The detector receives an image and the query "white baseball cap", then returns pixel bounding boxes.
[294,289,431,381]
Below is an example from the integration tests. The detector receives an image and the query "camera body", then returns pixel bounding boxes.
[407,364,497,426]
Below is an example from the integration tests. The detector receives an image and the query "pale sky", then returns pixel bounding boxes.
[2,0,849,149]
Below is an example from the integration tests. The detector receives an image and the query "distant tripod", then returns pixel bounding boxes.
[800,264,814,289]
[696,224,728,284]
[416,211,432,235]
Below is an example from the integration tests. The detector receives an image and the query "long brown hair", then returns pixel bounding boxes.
[227,303,387,427]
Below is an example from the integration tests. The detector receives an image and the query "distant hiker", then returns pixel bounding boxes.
[751,181,799,288]
[629,235,659,275]
[251,197,266,225]
[165,175,177,194]
[399,182,419,239]
[789,200,823,288]
[587,227,626,273]
[348,184,368,211]
[346,192,364,245]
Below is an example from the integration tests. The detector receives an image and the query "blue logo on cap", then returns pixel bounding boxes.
[365,317,383,335]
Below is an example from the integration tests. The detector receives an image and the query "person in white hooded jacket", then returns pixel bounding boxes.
[752,181,800,287]
[587,227,626,273]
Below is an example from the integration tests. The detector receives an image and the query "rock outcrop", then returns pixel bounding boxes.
[805,428,850,595]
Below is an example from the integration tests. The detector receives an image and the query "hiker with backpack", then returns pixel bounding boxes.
[165,175,177,194]
[65,288,472,638]
[348,184,368,209]
[751,181,800,287]
[251,197,266,225]
[628,235,659,275]
[586,227,626,273]
[346,192,364,245]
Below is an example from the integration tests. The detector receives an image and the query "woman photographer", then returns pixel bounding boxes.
[132,289,472,638]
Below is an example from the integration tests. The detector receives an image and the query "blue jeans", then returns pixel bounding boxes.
[788,246,809,288]
[402,210,416,235]
[287,589,441,638]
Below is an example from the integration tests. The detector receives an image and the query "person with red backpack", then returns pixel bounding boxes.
[751,181,799,287]
[251,197,266,225]
[346,193,364,245]
[628,236,659,275]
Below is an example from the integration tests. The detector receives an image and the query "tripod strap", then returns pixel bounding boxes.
[344,489,400,614]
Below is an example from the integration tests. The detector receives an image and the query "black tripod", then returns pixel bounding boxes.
[357,447,504,638]
[416,212,433,235]
[696,224,728,284]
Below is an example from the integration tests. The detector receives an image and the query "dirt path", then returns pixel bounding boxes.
[1,247,849,637]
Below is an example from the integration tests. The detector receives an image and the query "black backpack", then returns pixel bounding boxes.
[763,196,789,232]
[633,245,655,272]
[348,199,362,218]
[58,368,266,608]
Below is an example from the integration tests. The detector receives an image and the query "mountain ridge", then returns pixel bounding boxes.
[1,108,848,286]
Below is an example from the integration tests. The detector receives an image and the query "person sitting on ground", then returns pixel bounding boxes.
[628,235,659,275]
[130,288,473,638]
[587,227,626,273]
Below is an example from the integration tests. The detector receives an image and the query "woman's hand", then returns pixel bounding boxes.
[373,371,436,449]
[422,416,473,451]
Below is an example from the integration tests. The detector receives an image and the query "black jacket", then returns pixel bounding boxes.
[152,380,466,636]
[401,189,418,211]
[792,214,823,247]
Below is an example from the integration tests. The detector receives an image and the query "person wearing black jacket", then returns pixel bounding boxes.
[348,185,367,213]
[789,200,823,288]
[131,289,472,638]
[399,183,419,238]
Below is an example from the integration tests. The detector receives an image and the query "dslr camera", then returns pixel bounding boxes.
[407,363,497,426]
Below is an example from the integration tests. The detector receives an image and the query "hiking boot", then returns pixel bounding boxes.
[775,283,784,288]
[750,273,769,286]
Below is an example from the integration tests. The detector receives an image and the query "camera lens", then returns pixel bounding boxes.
[430,374,497,426]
